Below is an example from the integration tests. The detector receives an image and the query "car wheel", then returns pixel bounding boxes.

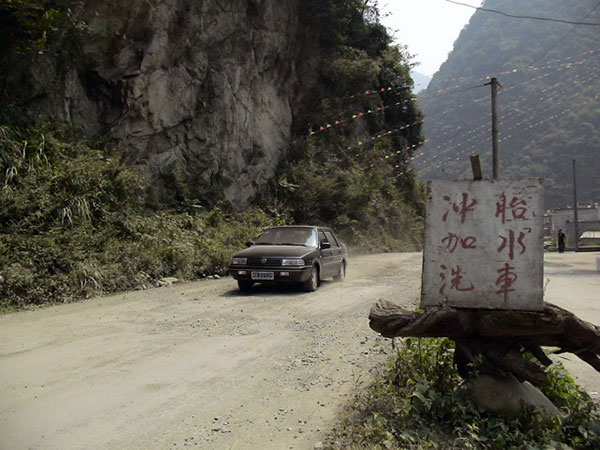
[333,262,346,281]
[238,280,254,292]
[302,265,319,292]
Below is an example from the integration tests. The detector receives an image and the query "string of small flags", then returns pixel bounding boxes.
[299,52,599,140]
[306,99,412,137]
[422,95,599,173]
[414,66,600,169]
[342,83,412,100]
[394,64,599,176]
[342,50,600,105]
[342,63,599,175]
[421,49,599,96]
[344,119,423,151]
[301,51,598,179]
[397,71,587,169]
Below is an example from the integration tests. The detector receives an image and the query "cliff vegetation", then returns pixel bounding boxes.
[0,0,424,309]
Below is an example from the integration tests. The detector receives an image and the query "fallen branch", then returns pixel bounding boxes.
[369,300,600,385]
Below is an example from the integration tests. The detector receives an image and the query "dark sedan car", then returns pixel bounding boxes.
[228,225,348,292]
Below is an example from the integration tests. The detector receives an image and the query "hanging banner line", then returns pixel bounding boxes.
[342,83,412,100]
[420,60,597,122]
[420,48,599,96]
[414,67,600,168]
[419,54,599,99]
[417,71,599,166]
[417,71,600,168]
[306,52,598,179]
[371,89,598,178]
[303,50,598,129]
[338,55,596,136]
[425,95,599,174]
[386,95,599,178]
[306,55,598,141]
[381,74,598,177]
[345,119,423,151]
[393,69,599,177]
[415,92,596,172]
[357,65,598,171]
[305,99,412,137]
[418,94,599,174]
[335,62,598,175]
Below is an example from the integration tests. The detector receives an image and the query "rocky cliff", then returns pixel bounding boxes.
[4,0,304,206]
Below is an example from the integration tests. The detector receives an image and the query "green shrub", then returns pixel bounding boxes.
[325,338,600,449]
[0,0,427,310]
[270,139,424,253]
[0,124,281,311]
[272,1,425,252]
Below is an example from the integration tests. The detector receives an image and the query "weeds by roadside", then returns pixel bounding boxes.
[0,122,423,311]
[324,338,600,449]
[0,124,281,311]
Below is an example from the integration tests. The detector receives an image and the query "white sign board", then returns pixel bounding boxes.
[420,179,544,311]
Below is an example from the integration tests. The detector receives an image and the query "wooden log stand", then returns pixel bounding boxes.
[369,300,600,386]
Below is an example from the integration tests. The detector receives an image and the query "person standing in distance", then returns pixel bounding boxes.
[557,229,566,253]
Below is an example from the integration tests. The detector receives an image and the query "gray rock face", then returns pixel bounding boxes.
[17,0,302,206]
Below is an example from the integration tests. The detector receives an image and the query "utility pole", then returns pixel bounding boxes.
[572,159,579,252]
[490,77,499,180]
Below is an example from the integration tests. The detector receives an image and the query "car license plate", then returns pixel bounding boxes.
[251,271,274,280]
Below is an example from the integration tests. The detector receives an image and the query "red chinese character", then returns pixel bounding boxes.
[442,193,478,223]
[439,264,475,295]
[497,229,529,260]
[495,193,528,224]
[496,263,518,302]
[441,233,477,254]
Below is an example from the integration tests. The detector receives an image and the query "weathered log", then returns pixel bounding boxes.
[369,300,600,385]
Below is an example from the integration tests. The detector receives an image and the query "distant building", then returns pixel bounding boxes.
[544,202,600,249]
[580,231,600,247]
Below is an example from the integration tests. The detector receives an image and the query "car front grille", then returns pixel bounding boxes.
[247,258,282,266]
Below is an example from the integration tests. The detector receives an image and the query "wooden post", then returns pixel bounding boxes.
[470,155,483,180]
[573,159,579,251]
[491,77,499,180]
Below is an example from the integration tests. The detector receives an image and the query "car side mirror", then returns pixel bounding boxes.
[245,241,253,247]
[320,240,331,249]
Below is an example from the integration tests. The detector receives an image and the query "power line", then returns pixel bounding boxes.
[444,0,600,26]
[529,1,600,66]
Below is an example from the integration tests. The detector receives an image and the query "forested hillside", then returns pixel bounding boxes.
[0,0,424,309]
[416,0,599,208]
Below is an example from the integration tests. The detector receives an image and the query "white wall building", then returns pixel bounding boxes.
[545,202,600,248]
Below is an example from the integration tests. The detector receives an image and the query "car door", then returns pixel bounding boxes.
[324,230,343,275]
[318,228,335,278]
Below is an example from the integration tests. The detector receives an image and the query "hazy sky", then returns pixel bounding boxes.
[380,0,481,76]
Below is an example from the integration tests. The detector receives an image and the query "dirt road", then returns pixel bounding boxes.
[0,253,422,450]
[2,251,598,450]
[543,251,600,395]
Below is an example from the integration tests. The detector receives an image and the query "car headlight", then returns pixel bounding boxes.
[282,258,304,266]
[231,257,247,265]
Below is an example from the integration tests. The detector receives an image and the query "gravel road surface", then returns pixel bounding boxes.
[0,253,422,450]
[543,251,600,396]
[2,251,598,450]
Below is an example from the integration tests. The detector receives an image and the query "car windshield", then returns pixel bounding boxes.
[254,227,317,247]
